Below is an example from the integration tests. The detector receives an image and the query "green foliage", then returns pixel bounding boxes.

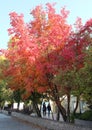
[53,69,76,95]
[75,110,92,121]
[81,46,92,106]
[0,80,13,107]
[70,113,75,123]
[30,92,43,105]
[0,56,13,107]
[13,89,22,103]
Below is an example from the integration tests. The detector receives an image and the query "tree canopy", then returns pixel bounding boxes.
[1,3,92,121]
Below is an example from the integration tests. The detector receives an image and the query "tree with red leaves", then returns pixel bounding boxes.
[3,3,92,121]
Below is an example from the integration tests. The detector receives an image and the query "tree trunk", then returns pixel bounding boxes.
[33,101,41,117]
[73,96,79,115]
[67,94,70,122]
[56,107,60,121]
[56,100,67,121]
[52,85,67,122]
[17,102,20,111]
[31,92,41,117]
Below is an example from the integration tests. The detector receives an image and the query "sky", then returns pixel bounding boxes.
[0,0,92,49]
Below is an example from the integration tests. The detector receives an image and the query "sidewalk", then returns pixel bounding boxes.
[0,113,45,130]
[2,110,92,130]
[41,112,63,121]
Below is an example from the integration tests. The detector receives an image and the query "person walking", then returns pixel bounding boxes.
[42,102,46,116]
[47,103,51,116]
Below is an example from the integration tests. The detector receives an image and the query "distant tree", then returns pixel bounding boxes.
[0,55,13,108]
[81,46,92,109]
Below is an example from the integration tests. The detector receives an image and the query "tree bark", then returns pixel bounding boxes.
[33,101,41,117]
[17,101,20,111]
[52,85,67,122]
[31,92,41,117]
[46,73,67,122]
[67,94,70,122]
[73,96,79,115]
[56,107,60,121]
[56,100,67,121]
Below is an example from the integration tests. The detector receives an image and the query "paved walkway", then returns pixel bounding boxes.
[42,112,63,121]
[0,113,47,130]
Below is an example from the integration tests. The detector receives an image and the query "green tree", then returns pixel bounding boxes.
[0,55,13,108]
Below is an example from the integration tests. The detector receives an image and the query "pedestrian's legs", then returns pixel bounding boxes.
[43,110,46,116]
[43,110,44,116]
[45,110,46,115]
[48,110,50,116]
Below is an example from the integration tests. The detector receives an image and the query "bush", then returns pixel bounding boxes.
[70,113,81,123]
[75,110,92,121]
[70,114,75,123]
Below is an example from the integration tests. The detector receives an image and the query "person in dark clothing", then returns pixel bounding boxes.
[47,103,51,116]
[43,102,46,116]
